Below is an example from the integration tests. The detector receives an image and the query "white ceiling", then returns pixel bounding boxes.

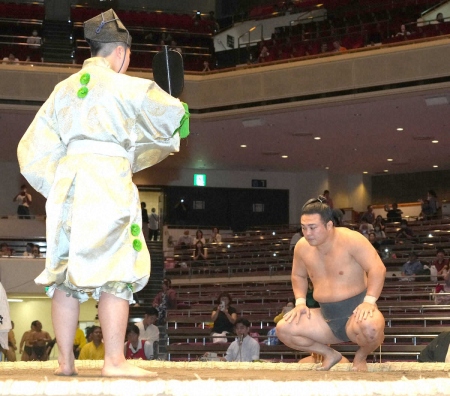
[2,81,450,176]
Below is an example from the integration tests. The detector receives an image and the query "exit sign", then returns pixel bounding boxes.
[194,174,207,186]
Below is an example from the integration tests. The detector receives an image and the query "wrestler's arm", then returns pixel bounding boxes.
[284,240,310,323]
[349,231,386,321]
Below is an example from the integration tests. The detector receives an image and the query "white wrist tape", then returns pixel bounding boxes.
[295,297,306,306]
[363,295,377,305]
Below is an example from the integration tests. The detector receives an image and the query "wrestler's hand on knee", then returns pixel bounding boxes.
[284,304,310,323]
[353,302,376,322]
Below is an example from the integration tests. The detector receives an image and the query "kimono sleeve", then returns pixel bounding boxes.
[132,81,185,173]
[17,91,66,198]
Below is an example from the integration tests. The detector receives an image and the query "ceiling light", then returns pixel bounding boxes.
[314,137,321,140]
[325,166,329,169]
[240,145,247,148]
[363,171,368,174]
[396,128,403,131]
[7,299,23,302]
[432,140,439,143]
[387,159,393,162]
[281,155,288,158]
[433,165,439,168]
[384,170,389,173]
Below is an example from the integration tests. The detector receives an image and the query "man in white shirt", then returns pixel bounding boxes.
[223,318,260,362]
[135,307,159,344]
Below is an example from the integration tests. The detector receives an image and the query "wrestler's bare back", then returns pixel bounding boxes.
[296,216,382,303]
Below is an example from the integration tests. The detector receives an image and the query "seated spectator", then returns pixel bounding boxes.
[202,60,211,72]
[320,42,329,53]
[23,242,34,258]
[124,324,154,360]
[427,189,440,218]
[211,292,237,343]
[436,12,445,23]
[274,299,295,324]
[31,245,41,258]
[177,230,192,248]
[395,219,414,241]
[79,326,105,360]
[152,278,177,325]
[373,221,386,239]
[401,252,423,280]
[210,227,222,243]
[332,40,347,52]
[73,323,87,359]
[193,229,206,245]
[359,219,374,239]
[258,45,270,62]
[332,208,345,226]
[306,278,320,308]
[0,243,13,257]
[289,228,302,251]
[360,205,375,224]
[26,29,42,62]
[385,203,403,222]
[419,331,450,362]
[136,307,159,344]
[221,318,260,362]
[420,199,434,220]
[433,249,449,275]
[374,215,386,232]
[193,240,207,261]
[2,53,19,64]
[396,24,411,37]
[322,190,334,208]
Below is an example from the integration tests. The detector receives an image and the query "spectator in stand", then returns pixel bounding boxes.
[433,249,449,275]
[152,278,177,324]
[359,219,374,239]
[385,203,403,223]
[221,318,260,362]
[395,24,411,38]
[360,205,375,225]
[79,326,105,360]
[193,229,206,245]
[436,13,445,23]
[13,184,32,219]
[258,45,270,62]
[373,221,386,239]
[193,240,207,261]
[202,60,211,72]
[322,190,334,208]
[420,199,434,220]
[374,215,386,233]
[332,40,347,52]
[136,306,159,344]
[141,202,148,239]
[23,242,34,258]
[320,42,329,53]
[210,227,222,243]
[73,323,87,359]
[395,219,415,241]
[177,230,192,248]
[148,208,159,241]
[0,243,13,257]
[427,190,440,218]
[369,232,381,254]
[211,292,237,343]
[2,53,19,64]
[290,228,302,251]
[26,29,42,62]
[401,252,423,281]
[170,40,182,55]
[124,324,154,360]
[419,331,450,362]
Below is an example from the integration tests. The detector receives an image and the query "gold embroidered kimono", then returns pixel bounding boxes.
[17,57,184,303]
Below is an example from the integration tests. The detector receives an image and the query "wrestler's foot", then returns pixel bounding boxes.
[351,350,368,371]
[315,350,342,371]
[54,363,78,376]
[102,361,157,378]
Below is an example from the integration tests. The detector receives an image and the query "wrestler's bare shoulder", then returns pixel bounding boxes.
[335,227,370,245]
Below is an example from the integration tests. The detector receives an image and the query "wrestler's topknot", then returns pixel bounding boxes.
[301,196,334,225]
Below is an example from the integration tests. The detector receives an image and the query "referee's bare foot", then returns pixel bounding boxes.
[315,350,342,371]
[102,361,157,378]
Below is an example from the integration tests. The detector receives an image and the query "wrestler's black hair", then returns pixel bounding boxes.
[301,195,334,225]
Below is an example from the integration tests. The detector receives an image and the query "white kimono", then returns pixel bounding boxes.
[17,57,184,303]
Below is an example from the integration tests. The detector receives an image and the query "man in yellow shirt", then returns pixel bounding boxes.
[73,323,87,359]
[79,327,105,360]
